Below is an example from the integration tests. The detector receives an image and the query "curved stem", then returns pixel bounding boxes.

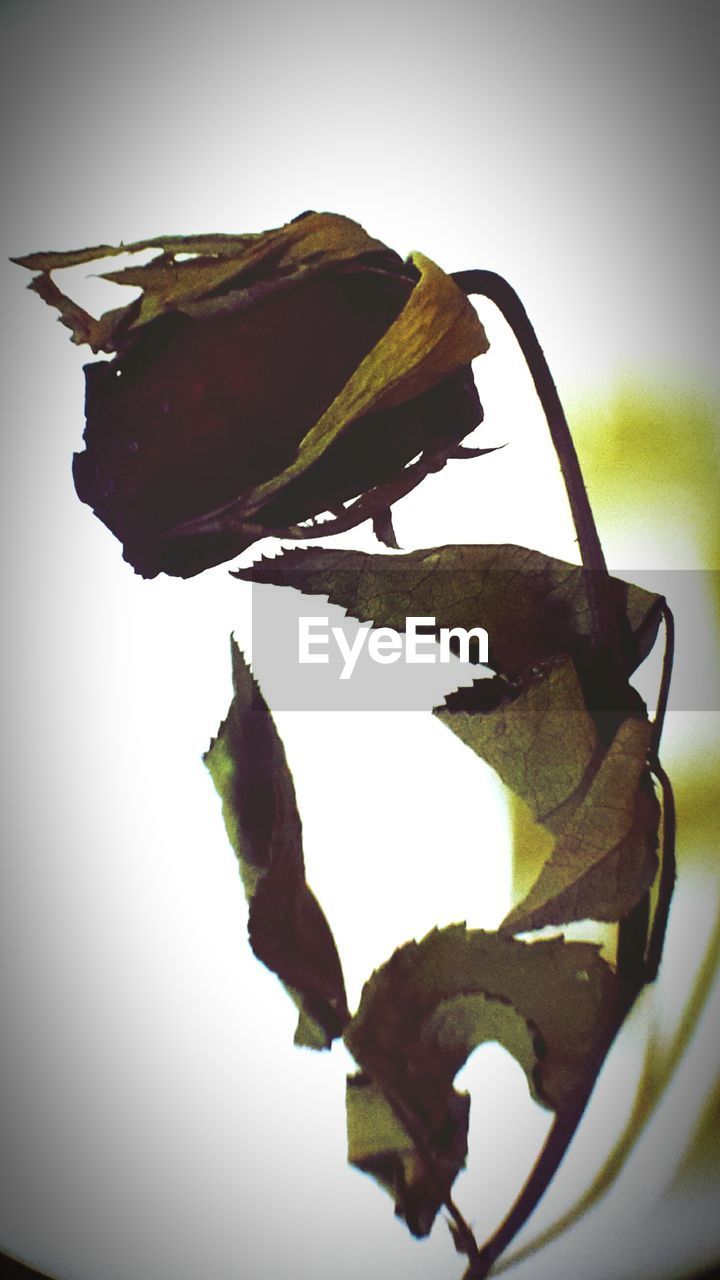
[450,271,604,569]
[452,269,614,647]
[462,706,675,1278]
[495,756,676,1275]
[644,605,676,982]
[617,893,652,1000]
[616,602,676,992]
[461,955,653,1280]
[645,758,677,984]
[453,268,659,1277]
[455,267,651,953]
[455,273,608,1279]
[446,1196,485,1273]
[460,1099,591,1279]
[651,603,675,758]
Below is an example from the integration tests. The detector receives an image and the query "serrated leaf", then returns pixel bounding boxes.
[343,925,616,1234]
[238,545,663,927]
[204,639,348,1048]
[236,543,662,682]
[502,717,659,933]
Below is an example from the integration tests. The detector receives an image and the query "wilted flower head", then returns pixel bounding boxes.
[15,212,489,577]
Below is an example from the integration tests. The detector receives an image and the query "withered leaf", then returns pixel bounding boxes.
[204,639,348,1048]
[12,232,260,273]
[436,656,600,827]
[346,1073,470,1238]
[12,213,395,354]
[236,543,662,681]
[437,660,660,928]
[501,717,660,933]
[240,545,662,929]
[344,925,617,1235]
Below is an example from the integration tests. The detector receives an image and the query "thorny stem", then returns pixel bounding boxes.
[452,270,674,1277]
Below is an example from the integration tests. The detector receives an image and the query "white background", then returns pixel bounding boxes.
[1,3,719,1279]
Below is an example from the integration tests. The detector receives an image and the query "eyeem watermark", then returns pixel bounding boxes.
[298,615,489,680]
[249,569,719,713]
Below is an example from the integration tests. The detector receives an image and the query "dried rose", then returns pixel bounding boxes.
[15,212,489,577]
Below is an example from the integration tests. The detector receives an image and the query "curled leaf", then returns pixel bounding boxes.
[346,1073,470,1237]
[204,639,349,1048]
[437,660,660,929]
[241,545,663,929]
[502,717,660,933]
[436,656,600,827]
[12,214,395,353]
[344,925,617,1234]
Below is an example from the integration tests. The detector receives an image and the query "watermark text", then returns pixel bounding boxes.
[298,615,489,680]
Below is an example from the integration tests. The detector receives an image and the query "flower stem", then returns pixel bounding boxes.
[445,1196,485,1272]
[453,268,659,1275]
[645,756,677,984]
[650,603,675,758]
[460,1098,590,1279]
[452,270,611,641]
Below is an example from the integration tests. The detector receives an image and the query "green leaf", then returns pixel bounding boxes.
[236,543,662,681]
[204,639,349,1048]
[343,925,617,1234]
[501,717,660,933]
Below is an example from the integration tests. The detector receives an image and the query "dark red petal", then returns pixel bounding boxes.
[75,267,415,575]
